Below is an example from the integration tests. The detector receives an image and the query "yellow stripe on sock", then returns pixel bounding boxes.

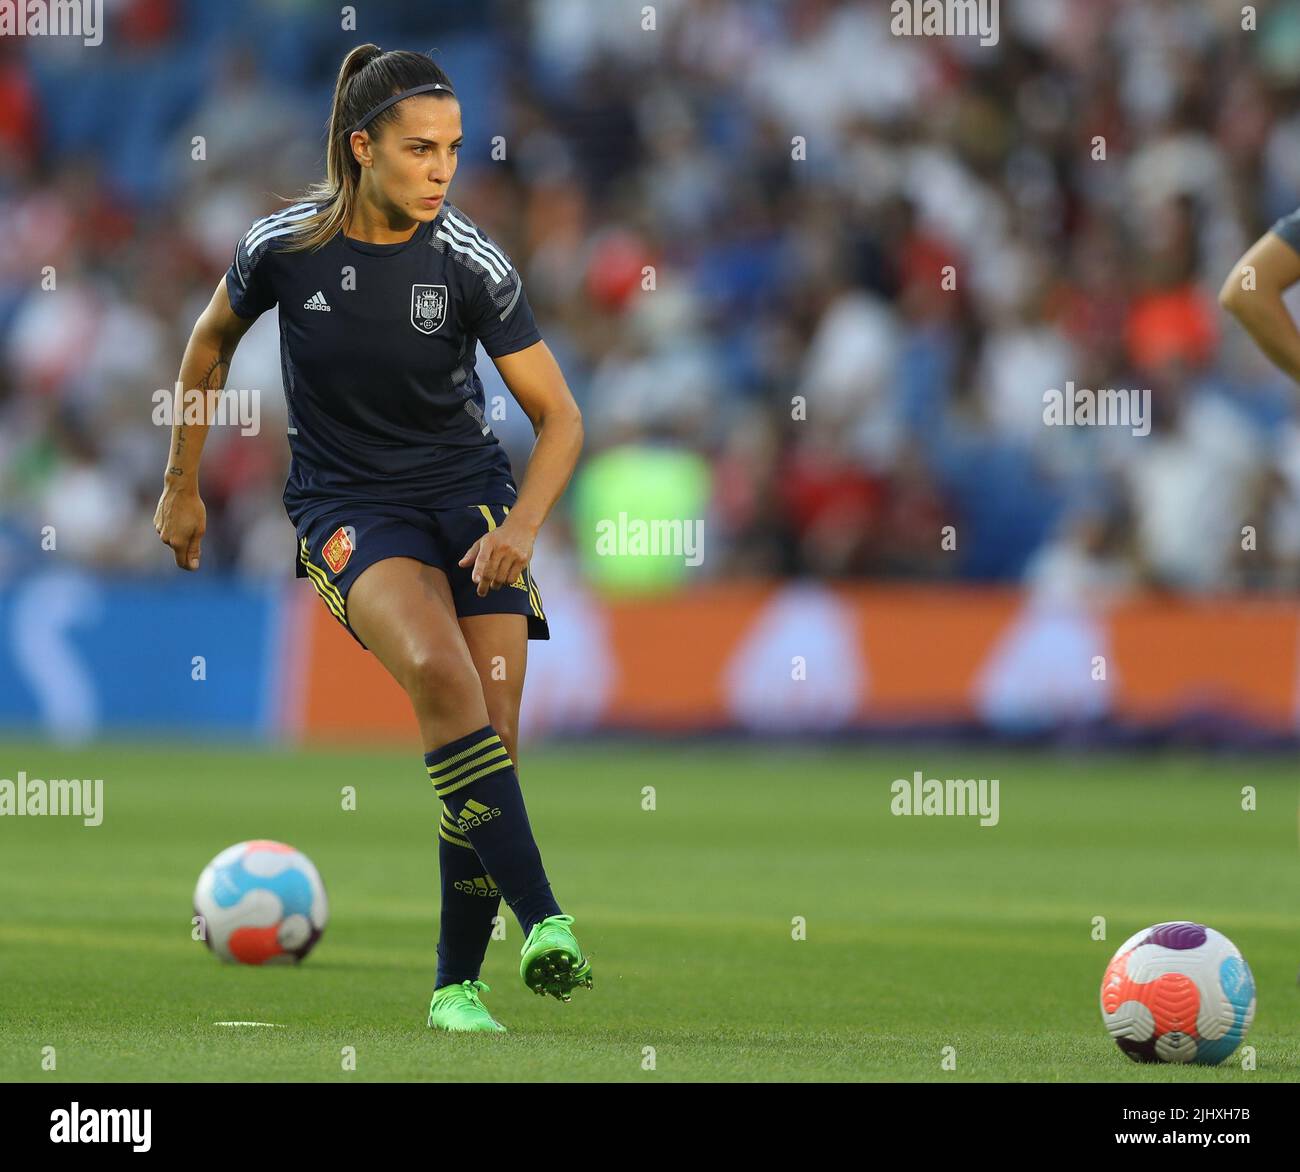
[438,825,474,849]
[438,807,473,846]
[430,746,510,791]
[433,757,515,799]
[427,734,502,777]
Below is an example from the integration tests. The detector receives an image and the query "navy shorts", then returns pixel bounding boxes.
[294,501,549,648]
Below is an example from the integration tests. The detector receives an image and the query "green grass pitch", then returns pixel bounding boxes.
[0,740,1295,1082]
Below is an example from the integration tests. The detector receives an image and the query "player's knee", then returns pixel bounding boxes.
[400,645,480,712]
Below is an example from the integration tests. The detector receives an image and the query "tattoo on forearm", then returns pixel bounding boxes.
[197,346,233,392]
[169,342,234,475]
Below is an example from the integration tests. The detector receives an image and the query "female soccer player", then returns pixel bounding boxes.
[153,45,589,1032]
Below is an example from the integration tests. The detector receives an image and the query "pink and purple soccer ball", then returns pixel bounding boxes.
[194,840,328,964]
[1100,921,1255,1064]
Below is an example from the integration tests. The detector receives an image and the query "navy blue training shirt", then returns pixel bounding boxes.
[224,200,542,526]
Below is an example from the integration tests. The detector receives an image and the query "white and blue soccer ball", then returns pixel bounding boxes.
[1100,921,1255,1064]
[194,840,328,964]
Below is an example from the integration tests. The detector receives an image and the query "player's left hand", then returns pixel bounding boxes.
[459,517,535,598]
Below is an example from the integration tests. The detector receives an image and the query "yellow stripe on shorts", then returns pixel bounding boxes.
[524,566,544,620]
[499,506,545,621]
[299,539,346,622]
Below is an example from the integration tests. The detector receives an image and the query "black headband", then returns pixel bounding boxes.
[349,83,455,135]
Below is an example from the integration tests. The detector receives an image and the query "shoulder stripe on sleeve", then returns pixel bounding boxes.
[438,218,510,279]
[445,211,509,270]
[245,204,317,252]
[247,201,315,234]
[436,225,507,283]
[248,223,312,253]
[498,278,522,321]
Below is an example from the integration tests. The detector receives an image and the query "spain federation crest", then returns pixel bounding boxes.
[322,526,354,574]
[411,284,447,334]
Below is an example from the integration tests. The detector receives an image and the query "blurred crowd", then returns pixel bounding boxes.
[4,0,1300,594]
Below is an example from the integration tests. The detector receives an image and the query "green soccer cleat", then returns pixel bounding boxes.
[426,979,507,1032]
[519,913,593,1001]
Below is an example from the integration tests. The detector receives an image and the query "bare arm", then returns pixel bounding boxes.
[1219,231,1300,384]
[152,278,257,570]
[457,339,584,596]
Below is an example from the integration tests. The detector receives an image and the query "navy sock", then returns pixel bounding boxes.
[433,813,500,989]
[425,725,561,936]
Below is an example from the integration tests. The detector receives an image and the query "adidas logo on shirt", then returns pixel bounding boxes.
[304,291,331,311]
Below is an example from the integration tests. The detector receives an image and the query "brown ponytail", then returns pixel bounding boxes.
[282,45,454,252]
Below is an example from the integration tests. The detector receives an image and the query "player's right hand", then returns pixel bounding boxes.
[154,485,207,571]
